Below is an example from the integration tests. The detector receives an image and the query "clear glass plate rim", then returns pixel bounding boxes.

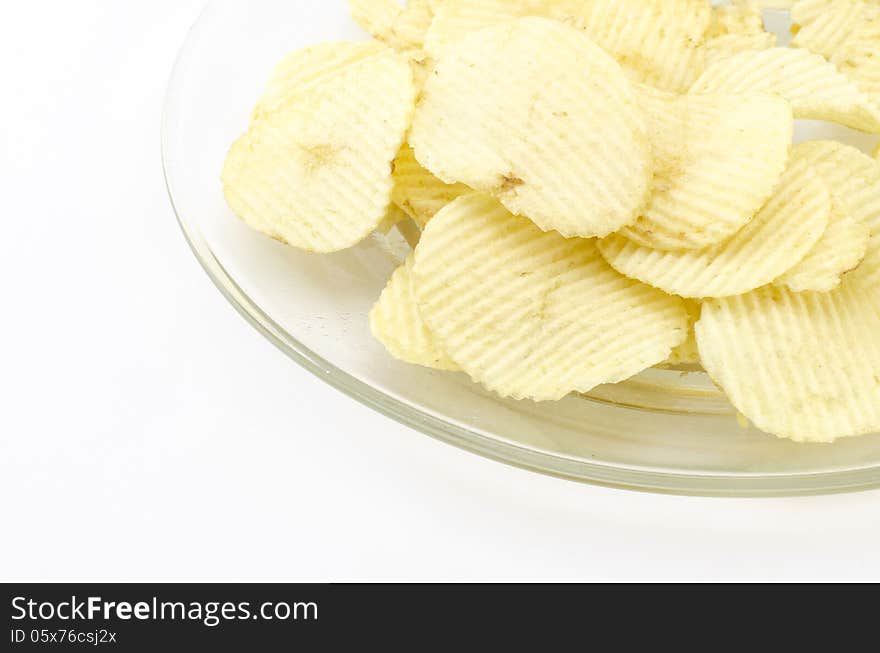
[160,1,880,497]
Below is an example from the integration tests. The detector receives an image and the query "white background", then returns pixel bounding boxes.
[2,1,880,583]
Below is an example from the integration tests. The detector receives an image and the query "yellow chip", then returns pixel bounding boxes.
[618,89,792,251]
[391,144,471,227]
[412,193,690,401]
[791,0,879,59]
[696,280,880,443]
[794,140,880,291]
[573,0,712,93]
[370,255,460,370]
[833,17,880,99]
[701,32,777,68]
[776,199,870,292]
[690,47,880,133]
[410,17,651,239]
[664,299,702,367]
[255,41,387,116]
[222,44,417,252]
[348,0,436,51]
[598,159,832,298]
[707,0,766,39]
[426,0,711,93]
[423,0,582,58]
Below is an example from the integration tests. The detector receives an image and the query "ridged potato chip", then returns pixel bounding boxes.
[412,194,690,401]
[696,280,880,443]
[690,47,880,133]
[702,32,777,68]
[794,140,880,290]
[256,41,387,116]
[776,199,870,292]
[707,0,766,39]
[423,0,582,58]
[572,0,713,93]
[391,144,471,227]
[348,0,435,51]
[598,159,832,298]
[791,0,879,59]
[410,17,651,239]
[370,255,459,370]
[618,89,792,251]
[222,43,417,252]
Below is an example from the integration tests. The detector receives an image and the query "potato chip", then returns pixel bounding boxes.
[707,0,766,39]
[573,0,712,93]
[256,41,387,116]
[349,0,435,51]
[222,44,417,252]
[423,0,582,58]
[617,89,792,251]
[412,193,689,401]
[370,255,460,370]
[701,32,778,67]
[791,0,879,59]
[664,300,702,366]
[391,144,471,227]
[598,159,832,298]
[794,140,880,290]
[426,0,711,93]
[690,47,880,133]
[410,17,651,239]
[776,199,870,292]
[833,18,880,98]
[696,280,880,443]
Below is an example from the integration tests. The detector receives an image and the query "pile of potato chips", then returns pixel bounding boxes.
[222,0,880,444]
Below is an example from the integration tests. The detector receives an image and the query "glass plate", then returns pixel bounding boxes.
[162,0,880,496]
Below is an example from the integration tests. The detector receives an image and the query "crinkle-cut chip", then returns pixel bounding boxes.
[696,280,880,443]
[573,0,713,93]
[423,0,583,57]
[391,144,470,227]
[690,47,880,133]
[702,32,777,67]
[348,0,436,51]
[776,199,870,292]
[707,1,766,39]
[598,159,832,298]
[664,300,702,366]
[222,46,417,253]
[412,194,689,401]
[793,140,880,290]
[833,17,880,98]
[618,90,792,251]
[411,18,651,239]
[791,0,880,59]
[370,255,460,370]
[255,42,387,117]
[759,0,794,7]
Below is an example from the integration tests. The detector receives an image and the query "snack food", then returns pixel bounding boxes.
[690,47,880,133]
[697,280,880,443]
[222,43,416,252]
[597,159,832,298]
[410,17,651,239]
[370,254,459,371]
[219,2,880,444]
[619,88,792,250]
[412,193,689,401]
